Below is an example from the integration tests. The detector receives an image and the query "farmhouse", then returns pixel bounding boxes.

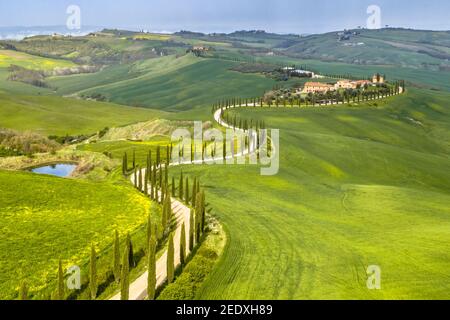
[355,80,371,86]
[334,79,372,90]
[303,82,335,93]
[372,74,385,84]
[192,45,209,52]
[335,80,357,89]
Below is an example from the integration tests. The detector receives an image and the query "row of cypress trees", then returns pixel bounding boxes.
[20,146,207,300]
[125,148,208,298]
[211,80,406,114]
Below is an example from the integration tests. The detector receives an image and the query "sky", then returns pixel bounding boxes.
[1,0,450,34]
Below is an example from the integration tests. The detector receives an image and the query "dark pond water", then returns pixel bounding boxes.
[31,164,76,177]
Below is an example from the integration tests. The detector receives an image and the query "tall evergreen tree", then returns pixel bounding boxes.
[166,146,170,166]
[146,215,152,250]
[189,209,194,251]
[180,223,186,266]
[162,198,168,231]
[132,149,136,169]
[167,233,175,284]
[58,260,64,300]
[201,191,206,232]
[156,146,161,166]
[147,237,157,300]
[172,176,176,196]
[18,281,28,300]
[89,244,97,300]
[122,152,128,175]
[159,164,163,189]
[138,167,143,191]
[120,244,130,300]
[144,169,148,195]
[126,233,134,268]
[179,171,184,199]
[113,230,121,284]
[192,177,197,208]
[185,177,190,205]
[164,164,169,187]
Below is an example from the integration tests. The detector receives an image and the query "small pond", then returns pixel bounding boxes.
[31,164,77,178]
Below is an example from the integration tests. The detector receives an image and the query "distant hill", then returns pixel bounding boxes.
[276,28,450,70]
[0,26,101,41]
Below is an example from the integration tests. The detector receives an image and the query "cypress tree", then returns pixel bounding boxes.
[180,223,186,266]
[127,233,135,268]
[166,146,170,166]
[179,171,184,199]
[144,173,148,195]
[167,233,175,284]
[166,196,173,225]
[189,209,195,251]
[164,164,169,187]
[196,222,201,244]
[185,177,189,205]
[138,167,143,191]
[172,176,175,196]
[159,165,163,189]
[147,237,156,300]
[113,230,120,283]
[150,174,155,200]
[89,244,97,300]
[146,215,152,250]
[18,281,28,300]
[156,146,161,167]
[120,243,130,300]
[201,191,206,231]
[152,164,157,201]
[192,177,197,208]
[122,152,128,175]
[223,140,226,160]
[58,260,64,300]
[132,149,136,169]
[162,198,168,231]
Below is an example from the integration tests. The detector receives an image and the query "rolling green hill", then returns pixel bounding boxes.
[0,94,166,136]
[50,55,276,112]
[178,89,450,299]
[0,169,152,300]
[1,27,450,301]
[279,29,450,70]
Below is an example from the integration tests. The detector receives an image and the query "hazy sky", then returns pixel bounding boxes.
[1,0,449,34]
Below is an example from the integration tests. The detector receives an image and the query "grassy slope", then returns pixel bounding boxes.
[50,55,276,112]
[281,29,450,69]
[0,49,76,70]
[77,137,170,167]
[0,169,152,300]
[181,89,450,300]
[0,94,166,136]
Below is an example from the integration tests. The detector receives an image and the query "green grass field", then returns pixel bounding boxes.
[50,55,276,112]
[77,137,170,167]
[1,28,450,301]
[0,50,76,70]
[0,94,166,136]
[0,169,153,300]
[175,88,450,299]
